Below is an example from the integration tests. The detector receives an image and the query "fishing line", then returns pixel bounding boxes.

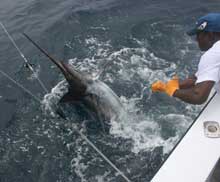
[0,69,41,103]
[0,22,48,94]
[58,110,132,182]
[0,69,131,182]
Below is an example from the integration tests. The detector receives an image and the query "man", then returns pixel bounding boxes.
[151,13,220,105]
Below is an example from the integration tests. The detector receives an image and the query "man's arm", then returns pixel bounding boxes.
[173,81,215,104]
[179,75,197,89]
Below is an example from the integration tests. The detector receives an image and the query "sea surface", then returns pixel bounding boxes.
[0,0,219,181]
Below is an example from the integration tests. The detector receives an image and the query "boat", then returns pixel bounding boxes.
[151,92,220,182]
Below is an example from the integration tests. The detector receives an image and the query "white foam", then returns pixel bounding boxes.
[110,98,193,154]
[85,37,111,58]
[70,137,88,182]
[41,80,68,116]
[94,171,112,182]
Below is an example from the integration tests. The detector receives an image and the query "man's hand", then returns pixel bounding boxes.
[179,75,197,89]
[151,76,179,96]
[151,81,166,92]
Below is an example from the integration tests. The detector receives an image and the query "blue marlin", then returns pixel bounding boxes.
[23,33,125,122]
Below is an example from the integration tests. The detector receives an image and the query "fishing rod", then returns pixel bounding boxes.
[0,22,48,94]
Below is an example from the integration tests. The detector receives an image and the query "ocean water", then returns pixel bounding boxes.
[0,0,219,181]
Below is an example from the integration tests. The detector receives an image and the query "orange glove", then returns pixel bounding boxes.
[151,76,179,96]
[151,81,166,92]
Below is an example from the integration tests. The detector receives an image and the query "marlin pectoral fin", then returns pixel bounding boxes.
[60,92,84,103]
[60,92,77,103]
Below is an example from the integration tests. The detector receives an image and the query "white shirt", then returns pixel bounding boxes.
[195,40,220,93]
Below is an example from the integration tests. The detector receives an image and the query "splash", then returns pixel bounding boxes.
[110,96,191,154]
[41,80,68,116]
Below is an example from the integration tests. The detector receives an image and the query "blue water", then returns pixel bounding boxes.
[0,0,219,181]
